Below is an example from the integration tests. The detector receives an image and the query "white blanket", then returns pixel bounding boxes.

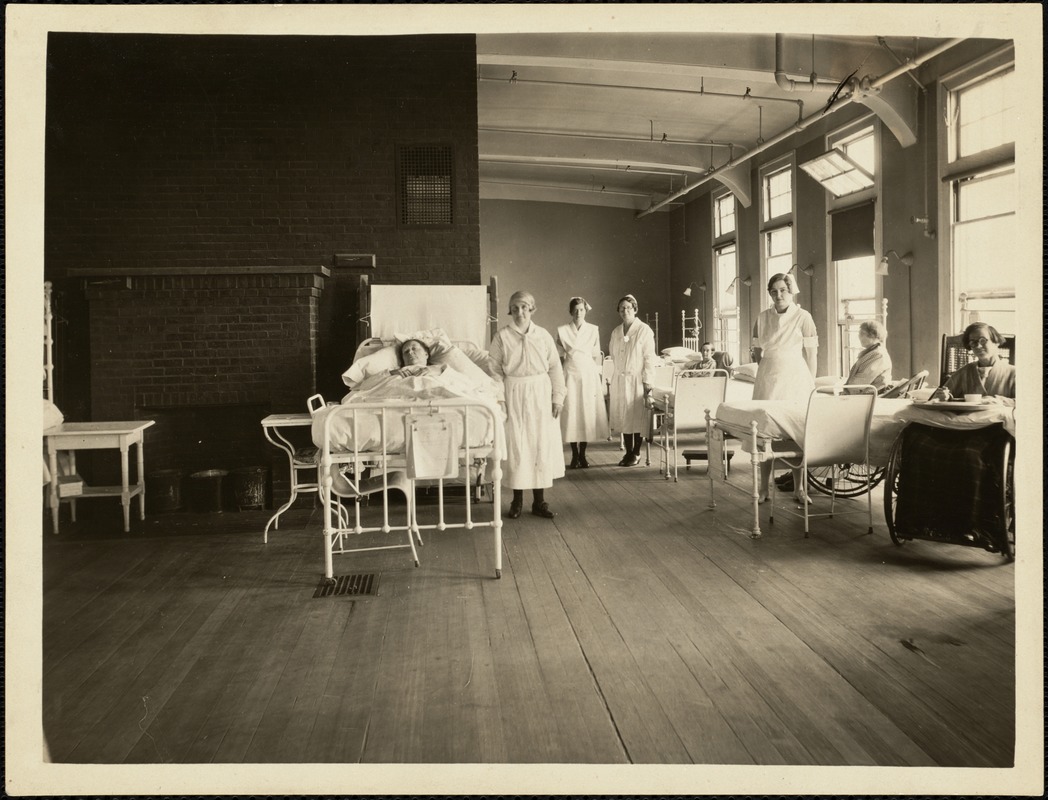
[715,397,912,467]
[313,367,504,458]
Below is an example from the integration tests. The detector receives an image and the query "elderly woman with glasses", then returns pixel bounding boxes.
[933,322,1016,405]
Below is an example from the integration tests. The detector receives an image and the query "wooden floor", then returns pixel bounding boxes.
[42,441,1016,766]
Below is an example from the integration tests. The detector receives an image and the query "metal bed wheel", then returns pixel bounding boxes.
[807,463,885,498]
[1000,439,1015,562]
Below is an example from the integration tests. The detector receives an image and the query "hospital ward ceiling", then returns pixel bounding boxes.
[476,32,955,213]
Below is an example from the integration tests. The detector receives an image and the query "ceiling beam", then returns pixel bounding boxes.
[479,129,710,173]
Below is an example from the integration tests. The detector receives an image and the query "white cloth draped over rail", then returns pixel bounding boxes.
[556,321,609,442]
[370,285,490,347]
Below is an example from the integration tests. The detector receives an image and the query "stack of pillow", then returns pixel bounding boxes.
[341,328,494,390]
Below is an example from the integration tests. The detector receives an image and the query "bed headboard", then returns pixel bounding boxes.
[357,275,499,347]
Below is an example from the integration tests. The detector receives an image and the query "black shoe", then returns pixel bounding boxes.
[507,500,523,519]
[621,454,640,467]
[775,474,795,492]
[568,455,580,469]
[531,501,556,519]
[578,454,589,468]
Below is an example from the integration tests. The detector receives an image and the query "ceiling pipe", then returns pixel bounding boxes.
[480,125,737,150]
[637,36,965,219]
[480,157,687,179]
[775,33,841,91]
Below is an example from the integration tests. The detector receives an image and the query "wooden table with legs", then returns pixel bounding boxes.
[44,420,156,534]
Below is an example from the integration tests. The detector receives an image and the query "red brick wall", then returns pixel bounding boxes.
[43,33,482,501]
[45,33,480,278]
[85,271,322,418]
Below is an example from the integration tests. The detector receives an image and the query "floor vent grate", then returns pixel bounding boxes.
[313,573,379,598]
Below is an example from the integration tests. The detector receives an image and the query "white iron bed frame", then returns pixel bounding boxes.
[313,276,505,581]
[318,397,504,581]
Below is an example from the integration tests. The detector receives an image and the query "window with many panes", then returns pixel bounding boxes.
[827,120,880,376]
[943,57,1016,333]
[711,192,740,362]
[760,160,794,294]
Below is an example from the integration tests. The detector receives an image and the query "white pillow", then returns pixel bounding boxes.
[342,345,399,388]
[661,346,700,360]
[393,327,452,358]
[733,362,758,383]
[452,340,494,375]
[432,345,494,389]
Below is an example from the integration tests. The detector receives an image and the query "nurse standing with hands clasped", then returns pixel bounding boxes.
[556,296,610,469]
[608,294,659,467]
[488,290,566,520]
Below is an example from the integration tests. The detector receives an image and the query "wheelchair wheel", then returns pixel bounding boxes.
[1000,440,1015,561]
[883,436,906,546]
[807,463,885,498]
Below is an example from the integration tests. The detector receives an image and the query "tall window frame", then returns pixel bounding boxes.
[826,117,882,376]
[711,191,740,362]
[759,156,795,299]
[939,47,1016,336]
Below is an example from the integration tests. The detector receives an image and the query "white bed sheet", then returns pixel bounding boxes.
[715,397,912,467]
[313,367,503,457]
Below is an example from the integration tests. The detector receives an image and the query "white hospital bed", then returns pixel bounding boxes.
[705,395,911,539]
[317,397,504,581]
[313,279,506,581]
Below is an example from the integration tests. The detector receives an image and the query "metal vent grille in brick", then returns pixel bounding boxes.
[313,573,379,598]
[398,144,453,225]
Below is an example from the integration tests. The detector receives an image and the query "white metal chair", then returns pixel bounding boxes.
[654,369,729,482]
[768,385,877,537]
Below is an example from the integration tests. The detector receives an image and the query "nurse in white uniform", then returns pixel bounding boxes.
[488,290,566,519]
[608,294,659,467]
[751,272,819,501]
[556,296,609,469]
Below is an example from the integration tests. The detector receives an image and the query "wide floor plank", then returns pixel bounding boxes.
[41,442,1017,768]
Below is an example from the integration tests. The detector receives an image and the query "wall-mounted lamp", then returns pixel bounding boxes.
[724,276,753,296]
[800,264,816,277]
[682,281,707,298]
[877,250,913,276]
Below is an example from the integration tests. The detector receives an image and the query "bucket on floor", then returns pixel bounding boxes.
[230,466,267,511]
[188,469,227,513]
[147,469,184,513]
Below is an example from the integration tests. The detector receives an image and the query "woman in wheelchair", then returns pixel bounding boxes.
[931,323,1015,405]
[845,320,892,390]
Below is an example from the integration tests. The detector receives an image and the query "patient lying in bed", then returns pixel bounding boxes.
[312,360,503,456]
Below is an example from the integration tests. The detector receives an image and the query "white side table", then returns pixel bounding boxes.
[261,413,317,543]
[44,420,156,534]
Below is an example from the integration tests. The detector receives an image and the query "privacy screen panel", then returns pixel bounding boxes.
[397,144,453,226]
